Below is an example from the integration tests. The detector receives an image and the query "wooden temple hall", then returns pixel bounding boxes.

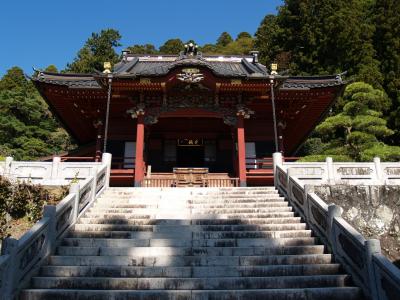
[32,44,345,187]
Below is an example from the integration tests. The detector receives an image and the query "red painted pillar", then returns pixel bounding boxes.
[134,115,145,187]
[237,115,247,187]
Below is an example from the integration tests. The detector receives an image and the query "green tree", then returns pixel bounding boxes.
[44,65,58,73]
[255,15,282,65]
[127,44,158,54]
[255,0,383,86]
[159,38,184,54]
[200,43,219,55]
[0,67,73,160]
[216,32,233,47]
[219,36,255,55]
[303,82,399,161]
[373,0,400,143]
[236,32,252,40]
[66,28,121,73]
[0,67,32,92]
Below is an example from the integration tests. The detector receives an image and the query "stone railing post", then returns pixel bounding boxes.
[373,157,384,184]
[51,157,61,181]
[365,239,381,300]
[303,184,314,219]
[91,166,98,202]
[5,156,13,174]
[287,168,294,194]
[273,152,283,187]
[326,157,334,184]
[70,183,81,222]
[328,204,342,253]
[0,237,18,299]
[43,205,57,256]
[102,152,112,188]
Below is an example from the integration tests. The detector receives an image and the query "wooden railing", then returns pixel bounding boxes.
[111,157,136,169]
[143,178,175,187]
[246,156,299,169]
[207,178,239,187]
[142,177,239,188]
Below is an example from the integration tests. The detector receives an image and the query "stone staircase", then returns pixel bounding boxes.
[20,187,363,300]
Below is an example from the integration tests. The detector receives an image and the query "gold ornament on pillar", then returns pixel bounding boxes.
[127,103,145,119]
[236,104,254,119]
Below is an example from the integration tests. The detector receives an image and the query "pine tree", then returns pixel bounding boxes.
[159,39,184,54]
[216,32,233,47]
[303,82,400,161]
[66,29,121,73]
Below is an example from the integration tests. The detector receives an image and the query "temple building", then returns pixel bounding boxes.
[32,45,345,187]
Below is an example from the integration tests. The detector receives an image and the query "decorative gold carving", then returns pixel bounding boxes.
[127,103,145,119]
[236,104,254,119]
[140,78,151,84]
[231,79,242,85]
[177,68,204,83]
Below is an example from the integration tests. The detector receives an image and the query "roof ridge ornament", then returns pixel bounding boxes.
[249,51,259,63]
[184,43,198,57]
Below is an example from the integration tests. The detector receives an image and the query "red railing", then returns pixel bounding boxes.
[111,157,136,169]
[245,156,299,169]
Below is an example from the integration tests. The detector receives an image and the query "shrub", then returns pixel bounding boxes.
[298,155,353,162]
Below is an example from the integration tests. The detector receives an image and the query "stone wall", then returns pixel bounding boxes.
[314,185,400,266]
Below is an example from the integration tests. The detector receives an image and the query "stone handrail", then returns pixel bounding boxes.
[273,153,400,300]
[0,153,112,299]
[281,157,400,185]
[0,156,105,185]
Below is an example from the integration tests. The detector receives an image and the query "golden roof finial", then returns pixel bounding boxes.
[271,63,278,75]
[103,62,112,74]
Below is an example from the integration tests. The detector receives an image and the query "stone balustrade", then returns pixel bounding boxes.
[0,153,112,299]
[273,152,400,300]
[280,156,400,185]
[0,156,108,186]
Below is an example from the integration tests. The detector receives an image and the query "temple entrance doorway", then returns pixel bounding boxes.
[177,145,204,167]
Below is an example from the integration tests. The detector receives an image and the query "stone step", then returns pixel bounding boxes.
[48,254,332,267]
[77,217,302,225]
[61,237,317,248]
[98,194,282,200]
[40,264,342,278]
[67,229,312,239]
[20,287,362,300]
[94,199,286,206]
[87,207,293,214]
[92,202,288,209]
[82,211,296,219]
[31,274,350,290]
[56,245,324,257]
[73,223,307,232]
[103,188,278,195]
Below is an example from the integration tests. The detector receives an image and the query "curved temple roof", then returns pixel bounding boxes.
[32,53,345,89]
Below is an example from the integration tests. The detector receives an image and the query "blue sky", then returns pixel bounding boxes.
[0,0,282,76]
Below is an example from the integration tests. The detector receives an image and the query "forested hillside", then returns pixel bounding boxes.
[0,0,399,161]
